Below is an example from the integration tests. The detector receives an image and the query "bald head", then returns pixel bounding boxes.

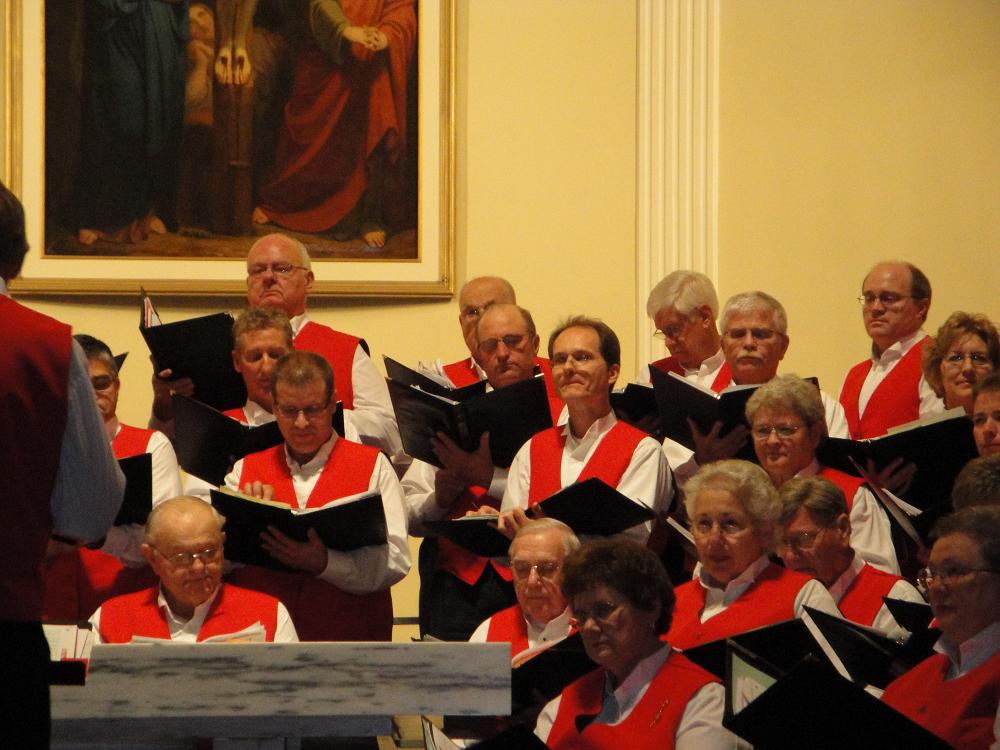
[144,496,224,546]
[458,277,517,359]
[475,303,540,389]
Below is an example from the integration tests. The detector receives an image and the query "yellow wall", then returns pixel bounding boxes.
[5,1,999,632]
[719,0,1000,392]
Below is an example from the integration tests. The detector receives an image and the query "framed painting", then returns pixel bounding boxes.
[2,0,454,298]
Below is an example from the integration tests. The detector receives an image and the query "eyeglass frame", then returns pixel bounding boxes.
[942,351,992,369]
[478,332,530,354]
[247,263,310,278]
[152,545,222,568]
[856,292,915,308]
[568,600,624,629]
[916,565,998,589]
[510,559,561,581]
[751,424,804,441]
[274,399,332,421]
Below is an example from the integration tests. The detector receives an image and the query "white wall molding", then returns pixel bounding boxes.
[635,0,719,370]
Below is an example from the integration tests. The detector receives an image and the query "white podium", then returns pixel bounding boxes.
[52,642,510,750]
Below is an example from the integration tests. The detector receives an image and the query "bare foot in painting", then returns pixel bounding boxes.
[148,216,167,235]
[78,229,100,246]
[252,206,270,224]
[362,229,386,247]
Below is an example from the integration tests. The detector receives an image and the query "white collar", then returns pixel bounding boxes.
[870,328,926,363]
[827,554,865,603]
[934,621,1000,675]
[289,313,310,337]
[284,432,338,473]
[242,399,277,426]
[696,553,772,596]
[156,583,222,629]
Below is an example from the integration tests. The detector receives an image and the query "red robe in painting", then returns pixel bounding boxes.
[257,0,417,234]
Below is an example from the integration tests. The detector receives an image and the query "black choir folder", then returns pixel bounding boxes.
[682,607,922,689]
[384,355,487,400]
[431,478,657,558]
[139,293,246,411]
[723,647,949,750]
[387,365,553,469]
[511,632,597,709]
[173,394,284,486]
[209,487,386,572]
[114,453,153,526]
[816,408,977,511]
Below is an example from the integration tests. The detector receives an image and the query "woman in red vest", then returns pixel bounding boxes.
[535,539,737,749]
[922,312,999,415]
[665,460,840,650]
[881,506,1000,750]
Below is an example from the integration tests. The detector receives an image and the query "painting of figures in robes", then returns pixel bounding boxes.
[43,0,421,261]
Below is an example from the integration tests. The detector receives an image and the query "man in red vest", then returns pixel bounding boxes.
[403,303,563,640]
[777,476,923,640]
[1,180,125,747]
[839,261,944,440]
[91,496,298,643]
[42,335,183,622]
[468,519,578,661]
[152,233,401,463]
[641,270,729,392]
[499,316,672,544]
[224,351,410,641]
[882,506,1000,749]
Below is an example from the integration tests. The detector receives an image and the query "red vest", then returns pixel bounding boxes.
[435,486,512,586]
[223,406,248,423]
[233,440,392,641]
[111,423,155,459]
[443,356,565,417]
[0,297,71,621]
[837,563,904,627]
[98,584,280,643]
[293,321,362,409]
[527,422,647,505]
[484,604,531,657]
[44,422,161,621]
[650,356,732,394]
[546,650,719,750]
[839,336,930,439]
[667,563,814,649]
[817,466,865,512]
[882,647,1000,750]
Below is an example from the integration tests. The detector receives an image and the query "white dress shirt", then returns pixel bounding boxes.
[637,349,728,391]
[535,644,742,749]
[502,411,672,544]
[90,584,298,643]
[225,434,411,594]
[827,555,924,641]
[850,329,945,420]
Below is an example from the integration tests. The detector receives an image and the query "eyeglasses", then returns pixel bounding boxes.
[857,292,913,308]
[691,517,751,538]
[653,318,691,342]
[943,351,992,369]
[479,333,529,354]
[154,546,221,568]
[569,600,623,629]
[247,263,308,278]
[779,530,821,551]
[511,559,561,581]
[916,565,998,589]
[550,351,598,367]
[723,327,779,342]
[752,424,803,441]
[90,375,115,391]
[275,401,330,420]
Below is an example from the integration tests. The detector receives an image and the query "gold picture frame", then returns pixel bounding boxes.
[2,0,454,299]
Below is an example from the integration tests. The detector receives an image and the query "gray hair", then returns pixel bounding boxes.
[745,374,825,428]
[247,233,312,271]
[685,460,782,551]
[778,476,849,528]
[233,306,294,349]
[646,270,719,319]
[510,518,581,557]
[720,291,788,335]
